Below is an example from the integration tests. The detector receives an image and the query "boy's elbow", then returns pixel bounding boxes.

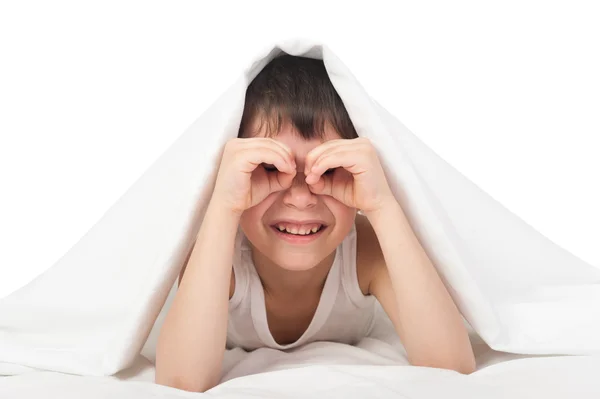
[447,357,476,375]
[440,355,477,375]
[453,358,476,375]
[411,355,476,375]
[455,349,477,375]
[155,372,218,393]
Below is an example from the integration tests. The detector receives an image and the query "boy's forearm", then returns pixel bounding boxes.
[155,198,240,392]
[365,201,475,372]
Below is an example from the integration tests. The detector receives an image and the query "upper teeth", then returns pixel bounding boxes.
[276,223,322,235]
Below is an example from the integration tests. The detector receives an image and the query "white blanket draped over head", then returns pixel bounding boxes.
[1,38,599,377]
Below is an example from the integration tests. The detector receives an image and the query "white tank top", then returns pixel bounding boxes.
[226,223,377,351]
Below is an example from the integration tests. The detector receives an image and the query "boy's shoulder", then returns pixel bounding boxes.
[355,213,385,296]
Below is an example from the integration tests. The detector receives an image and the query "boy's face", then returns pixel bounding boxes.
[239,120,357,271]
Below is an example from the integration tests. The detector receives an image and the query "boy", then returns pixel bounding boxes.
[155,54,475,392]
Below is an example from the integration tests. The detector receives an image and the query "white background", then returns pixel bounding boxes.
[0,0,598,298]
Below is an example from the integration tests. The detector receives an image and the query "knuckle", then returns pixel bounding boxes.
[361,139,375,152]
[224,138,242,151]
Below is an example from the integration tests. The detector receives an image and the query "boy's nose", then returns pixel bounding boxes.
[282,172,317,209]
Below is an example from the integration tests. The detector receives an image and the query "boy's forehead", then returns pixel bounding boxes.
[274,130,325,157]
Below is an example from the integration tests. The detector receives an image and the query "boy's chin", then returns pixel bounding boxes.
[268,253,321,272]
[275,261,320,272]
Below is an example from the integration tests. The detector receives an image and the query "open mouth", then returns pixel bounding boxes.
[271,223,325,236]
[269,222,328,244]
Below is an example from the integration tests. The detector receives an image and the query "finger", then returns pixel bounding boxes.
[308,171,354,206]
[265,138,294,159]
[306,173,330,196]
[267,168,296,193]
[249,137,295,163]
[305,149,363,184]
[239,138,296,170]
[267,139,297,172]
[241,147,296,175]
[304,143,348,184]
[304,139,350,174]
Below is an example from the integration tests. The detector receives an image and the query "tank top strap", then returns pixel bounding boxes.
[340,222,372,308]
[229,226,250,310]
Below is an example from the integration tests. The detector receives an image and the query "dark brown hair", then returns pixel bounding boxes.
[237,54,358,140]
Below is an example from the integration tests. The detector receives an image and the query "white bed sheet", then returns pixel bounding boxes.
[2,319,599,398]
[1,349,598,398]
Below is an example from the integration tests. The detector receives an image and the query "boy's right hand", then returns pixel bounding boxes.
[211,138,297,215]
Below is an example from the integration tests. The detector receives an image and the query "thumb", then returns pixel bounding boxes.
[307,176,332,196]
[269,170,296,192]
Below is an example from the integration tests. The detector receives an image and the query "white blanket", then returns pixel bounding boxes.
[1,38,599,384]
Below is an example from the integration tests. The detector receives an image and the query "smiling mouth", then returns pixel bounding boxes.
[268,224,328,244]
[271,223,325,236]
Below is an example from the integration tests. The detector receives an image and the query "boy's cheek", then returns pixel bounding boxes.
[240,193,277,222]
[321,196,357,221]
[321,196,357,236]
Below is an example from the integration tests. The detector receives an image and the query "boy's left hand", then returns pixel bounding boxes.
[304,137,395,214]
